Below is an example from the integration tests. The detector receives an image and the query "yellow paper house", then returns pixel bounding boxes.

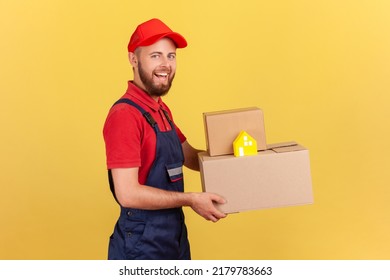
[233,131,258,157]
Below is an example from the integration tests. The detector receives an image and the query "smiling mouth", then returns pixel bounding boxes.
[155,72,168,77]
[154,72,170,81]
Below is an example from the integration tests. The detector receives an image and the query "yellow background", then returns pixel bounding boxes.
[1,0,389,259]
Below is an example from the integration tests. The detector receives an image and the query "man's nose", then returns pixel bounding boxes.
[160,56,172,67]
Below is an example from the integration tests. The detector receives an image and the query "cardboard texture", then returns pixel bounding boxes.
[203,107,267,156]
[198,142,313,214]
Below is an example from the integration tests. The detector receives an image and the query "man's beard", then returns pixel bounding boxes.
[138,62,175,97]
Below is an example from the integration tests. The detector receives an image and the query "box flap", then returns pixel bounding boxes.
[267,141,306,153]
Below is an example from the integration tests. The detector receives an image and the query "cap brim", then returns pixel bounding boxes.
[130,32,187,52]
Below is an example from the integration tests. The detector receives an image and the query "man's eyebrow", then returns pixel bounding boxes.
[148,51,176,56]
[148,51,163,55]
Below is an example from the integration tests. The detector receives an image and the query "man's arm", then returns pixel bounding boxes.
[111,168,227,222]
[182,140,203,171]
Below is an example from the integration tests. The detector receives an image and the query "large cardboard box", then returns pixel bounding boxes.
[203,107,267,156]
[198,142,313,213]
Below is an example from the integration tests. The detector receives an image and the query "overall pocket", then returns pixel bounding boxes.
[165,162,183,182]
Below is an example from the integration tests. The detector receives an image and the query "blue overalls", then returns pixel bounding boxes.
[107,99,191,260]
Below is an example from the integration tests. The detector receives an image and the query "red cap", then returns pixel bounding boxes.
[128,18,187,52]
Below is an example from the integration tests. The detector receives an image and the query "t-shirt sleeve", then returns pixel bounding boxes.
[103,105,142,169]
[175,125,187,144]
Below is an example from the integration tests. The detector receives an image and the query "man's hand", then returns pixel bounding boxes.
[190,192,227,222]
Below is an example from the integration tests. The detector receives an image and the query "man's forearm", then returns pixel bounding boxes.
[118,183,195,210]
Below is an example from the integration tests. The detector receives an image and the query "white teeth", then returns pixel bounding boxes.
[156,73,168,77]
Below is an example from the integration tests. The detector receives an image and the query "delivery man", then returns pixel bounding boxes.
[103,18,227,260]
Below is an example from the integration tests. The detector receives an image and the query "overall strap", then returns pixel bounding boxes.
[162,109,174,127]
[113,98,157,128]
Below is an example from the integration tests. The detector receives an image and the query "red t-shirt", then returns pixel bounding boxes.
[103,81,187,184]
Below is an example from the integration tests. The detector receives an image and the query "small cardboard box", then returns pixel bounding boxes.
[203,107,267,156]
[198,142,313,213]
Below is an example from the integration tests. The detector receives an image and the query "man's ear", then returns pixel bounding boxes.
[128,52,138,67]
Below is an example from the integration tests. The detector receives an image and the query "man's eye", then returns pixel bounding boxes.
[151,54,160,59]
